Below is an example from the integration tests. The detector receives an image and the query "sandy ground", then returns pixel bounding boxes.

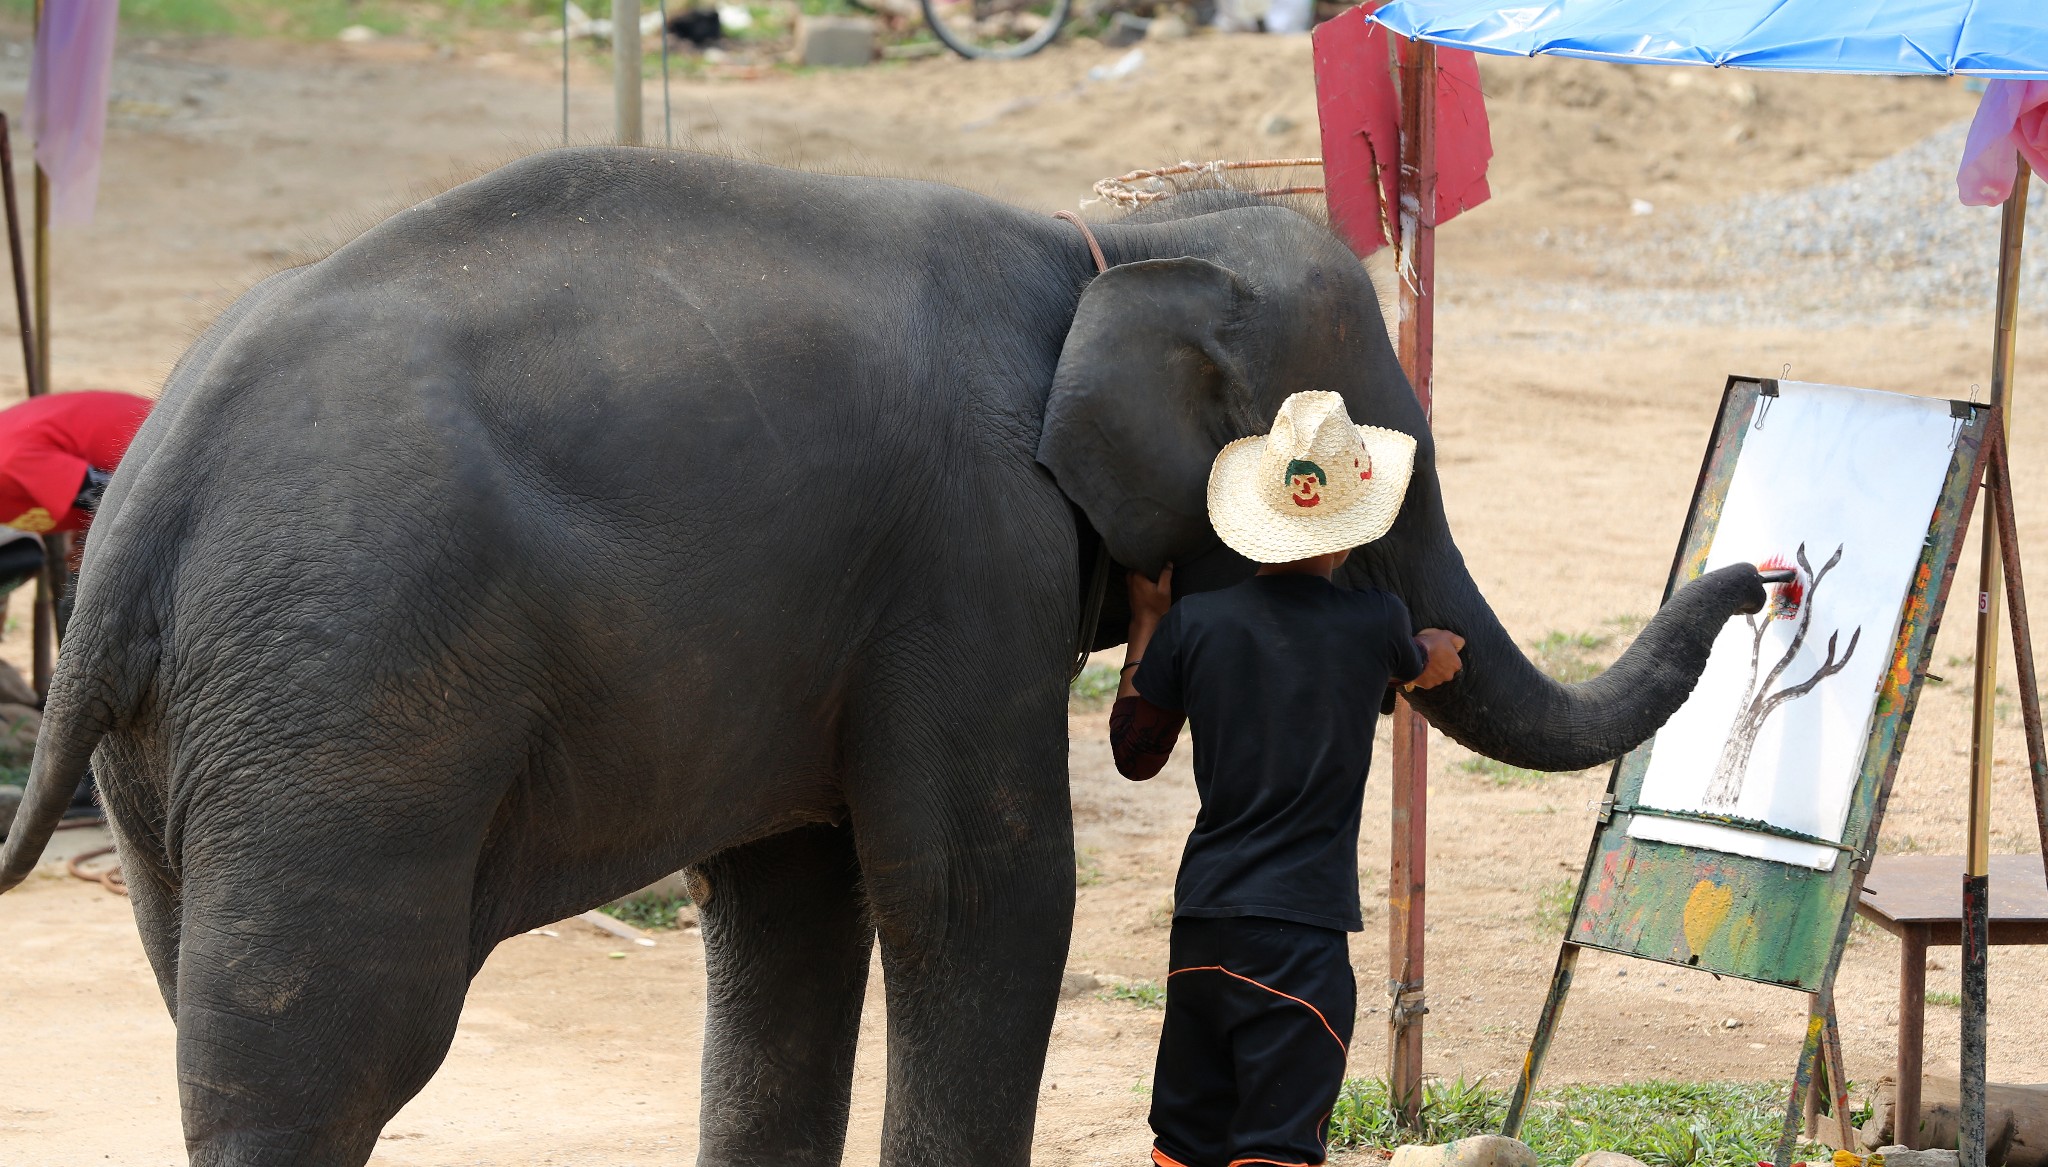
[0,25,2044,1167]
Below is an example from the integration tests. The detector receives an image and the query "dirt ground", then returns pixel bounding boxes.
[0,23,2044,1167]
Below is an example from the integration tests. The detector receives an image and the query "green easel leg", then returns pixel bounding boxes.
[1824,1002,1856,1148]
[1503,943,1578,1138]
[1777,998,1829,1167]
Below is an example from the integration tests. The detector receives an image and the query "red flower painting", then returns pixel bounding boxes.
[1701,543,1863,810]
[1758,554,1805,621]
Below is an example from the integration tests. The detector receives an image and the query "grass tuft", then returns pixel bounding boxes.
[1529,629,1613,684]
[1328,1077,1830,1166]
[601,891,691,930]
[1456,755,1551,787]
[1076,849,1104,888]
[1533,876,1577,935]
[1069,662,1121,711]
[1099,979,1166,1009]
[1525,616,1642,685]
[1927,990,1962,1007]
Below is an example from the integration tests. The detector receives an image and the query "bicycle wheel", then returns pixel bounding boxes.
[921,0,1070,59]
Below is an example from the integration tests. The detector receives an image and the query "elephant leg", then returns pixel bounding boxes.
[694,822,874,1167]
[847,657,1075,1167]
[172,815,477,1167]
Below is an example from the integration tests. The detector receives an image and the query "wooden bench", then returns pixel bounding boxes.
[1856,853,2048,1146]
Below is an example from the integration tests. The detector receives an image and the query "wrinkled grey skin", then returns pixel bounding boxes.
[0,148,1764,1167]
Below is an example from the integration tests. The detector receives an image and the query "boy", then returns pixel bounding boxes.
[1109,391,1464,1167]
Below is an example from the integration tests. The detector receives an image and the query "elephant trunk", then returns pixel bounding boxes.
[1347,475,1765,774]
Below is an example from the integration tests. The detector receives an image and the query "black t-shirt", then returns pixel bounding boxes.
[1134,574,1426,933]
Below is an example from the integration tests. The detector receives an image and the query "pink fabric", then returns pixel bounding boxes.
[26,0,120,225]
[1957,80,2048,208]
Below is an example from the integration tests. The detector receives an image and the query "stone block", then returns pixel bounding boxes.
[1573,1154,1652,1167]
[1060,970,1104,998]
[1391,1135,1539,1167]
[793,15,876,67]
[1876,1148,1961,1167]
[1100,12,1150,47]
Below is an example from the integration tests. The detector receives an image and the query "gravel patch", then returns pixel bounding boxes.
[1504,120,2048,330]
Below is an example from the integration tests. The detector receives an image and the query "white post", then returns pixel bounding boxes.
[613,0,643,145]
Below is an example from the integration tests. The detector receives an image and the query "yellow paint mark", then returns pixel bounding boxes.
[1682,879,1733,955]
[6,507,53,533]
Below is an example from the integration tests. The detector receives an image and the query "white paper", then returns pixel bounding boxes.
[1625,382,1959,871]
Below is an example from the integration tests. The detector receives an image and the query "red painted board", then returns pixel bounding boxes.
[1434,48,1492,224]
[1312,7,1399,256]
[1312,6,1492,256]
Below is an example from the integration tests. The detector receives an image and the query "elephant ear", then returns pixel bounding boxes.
[1037,256,1254,579]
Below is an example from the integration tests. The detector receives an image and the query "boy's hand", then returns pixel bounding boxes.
[1408,628,1465,690]
[1127,564,1174,630]
[1118,565,1173,700]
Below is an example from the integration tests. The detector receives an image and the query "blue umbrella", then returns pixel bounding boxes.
[1347,6,2044,1167]
[1368,0,2048,76]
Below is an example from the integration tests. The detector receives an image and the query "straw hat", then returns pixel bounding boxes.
[1207,391,1416,564]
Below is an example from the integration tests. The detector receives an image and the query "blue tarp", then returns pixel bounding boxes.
[1366,0,2048,78]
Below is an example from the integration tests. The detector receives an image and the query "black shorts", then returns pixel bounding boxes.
[1149,915,1355,1167]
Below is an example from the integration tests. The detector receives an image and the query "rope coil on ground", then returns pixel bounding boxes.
[1090,157,1325,209]
[66,843,126,896]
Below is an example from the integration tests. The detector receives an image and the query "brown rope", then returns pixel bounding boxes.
[1053,209,1108,274]
[66,844,126,896]
[1091,157,1326,210]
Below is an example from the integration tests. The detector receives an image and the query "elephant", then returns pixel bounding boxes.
[0,146,1765,1167]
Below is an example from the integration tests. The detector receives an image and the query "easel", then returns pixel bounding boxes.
[1498,385,2045,1167]
[1791,416,2046,1163]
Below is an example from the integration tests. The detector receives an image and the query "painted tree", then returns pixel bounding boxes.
[1700,542,1862,810]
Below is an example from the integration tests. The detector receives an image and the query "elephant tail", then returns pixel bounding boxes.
[0,650,117,894]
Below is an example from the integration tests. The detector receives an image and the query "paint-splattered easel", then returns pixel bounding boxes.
[1498,375,2046,1167]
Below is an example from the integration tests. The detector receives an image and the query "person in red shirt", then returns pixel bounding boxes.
[0,390,152,830]
[0,390,152,538]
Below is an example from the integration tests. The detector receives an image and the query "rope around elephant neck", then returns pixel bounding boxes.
[1053,210,1108,274]
[1053,210,1112,681]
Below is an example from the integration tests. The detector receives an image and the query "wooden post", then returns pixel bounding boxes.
[1899,927,1929,1148]
[0,120,39,409]
[28,0,55,700]
[0,116,50,701]
[1387,33,1436,1131]
[1984,437,2048,876]
[613,0,643,145]
[1963,159,2028,1167]
[1822,998,1856,1148]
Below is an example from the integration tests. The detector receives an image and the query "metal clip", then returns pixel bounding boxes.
[1590,793,1615,822]
[1753,378,1779,431]
[1387,979,1429,1025]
